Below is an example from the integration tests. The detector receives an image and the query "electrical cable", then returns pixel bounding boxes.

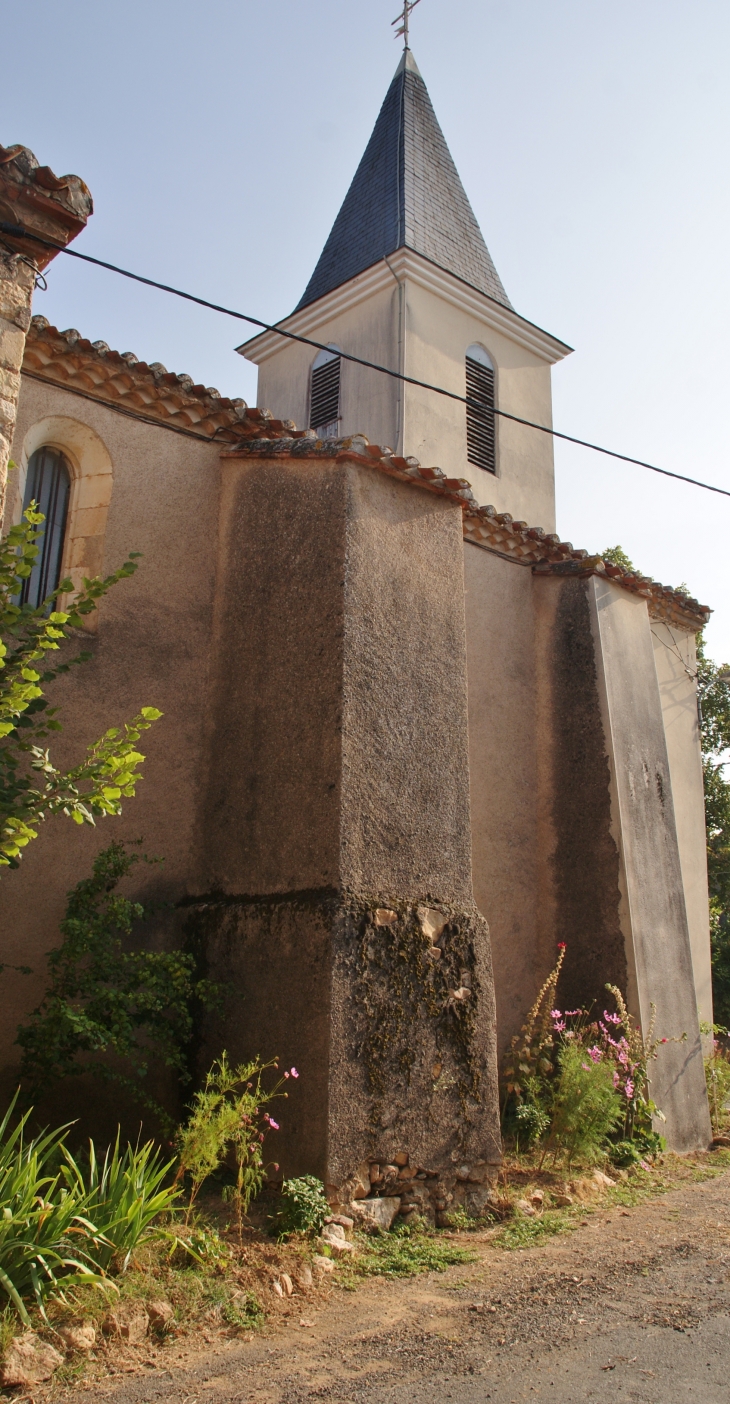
[3,220,730,500]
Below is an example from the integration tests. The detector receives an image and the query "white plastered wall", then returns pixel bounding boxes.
[244,253,569,534]
[651,622,712,1030]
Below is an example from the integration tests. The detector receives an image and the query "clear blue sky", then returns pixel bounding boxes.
[3,0,729,660]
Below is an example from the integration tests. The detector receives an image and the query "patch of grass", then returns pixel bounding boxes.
[495,1209,577,1251]
[344,1226,476,1282]
[439,1206,498,1231]
[0,1304,16,1357]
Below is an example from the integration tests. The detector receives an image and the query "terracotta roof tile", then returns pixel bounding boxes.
[22,318,314,443]
[223,433,711,632]
[21,320,710,633]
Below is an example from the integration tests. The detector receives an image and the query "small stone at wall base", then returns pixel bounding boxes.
[58,1323,96,1352]
[0,1334,63,1387]
[349,1197,401,1231]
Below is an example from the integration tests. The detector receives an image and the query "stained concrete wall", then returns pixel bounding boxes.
[466,559,627,1059]
[588,577,711,1151]
[651,623,712,1030]
[193,454,501,1183]
[464,542,544,1055]
[465,555,710,1150]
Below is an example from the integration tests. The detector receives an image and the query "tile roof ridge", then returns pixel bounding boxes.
[222,432,710,631]
[21,323,710,632]
[0,143,93,220]
[22,318,316,442]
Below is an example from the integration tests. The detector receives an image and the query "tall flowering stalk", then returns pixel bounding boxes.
[502,944,566,1106]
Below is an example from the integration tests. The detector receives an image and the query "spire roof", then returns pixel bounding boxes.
[295,50,511,313]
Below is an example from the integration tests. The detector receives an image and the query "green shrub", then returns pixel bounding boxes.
[272,1176,329,1239]
[514,1101,550,1147]
[547,1041,623,1166]
[17,843,216,1126]
[177,1054,297,1235]
[705,1039,730,1135]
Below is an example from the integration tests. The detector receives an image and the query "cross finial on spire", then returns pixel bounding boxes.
[392,0,421,49]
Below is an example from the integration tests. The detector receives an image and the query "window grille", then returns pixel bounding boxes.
[310,350,341,438]
[20,446,71,608]
[466,349,496,474]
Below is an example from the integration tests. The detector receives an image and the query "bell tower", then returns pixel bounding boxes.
[239,49,571,532]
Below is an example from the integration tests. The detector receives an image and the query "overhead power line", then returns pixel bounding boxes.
[2,220,729,501]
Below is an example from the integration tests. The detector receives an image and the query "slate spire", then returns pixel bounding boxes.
[296,50,511,313]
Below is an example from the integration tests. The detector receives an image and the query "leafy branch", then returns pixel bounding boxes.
[0,501,162,868]
[16,842,217,1126]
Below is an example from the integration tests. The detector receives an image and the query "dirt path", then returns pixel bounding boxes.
[71,1170,730,1404]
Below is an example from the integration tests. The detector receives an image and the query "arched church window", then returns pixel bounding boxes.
[20,446,71,608]
[310,346,341,438]
[466,344,496,474]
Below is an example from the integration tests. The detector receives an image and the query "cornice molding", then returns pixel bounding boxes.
[237,250,572,367]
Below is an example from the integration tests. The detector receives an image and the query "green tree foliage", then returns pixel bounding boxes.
[0,503,161,869]
[601,544,635,572]
[176,1053,295,1236]
[696,632,730,1025]
[16,842,215,1121]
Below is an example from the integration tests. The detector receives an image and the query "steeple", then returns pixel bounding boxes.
[296,50,511,314]
[240,49,571,532]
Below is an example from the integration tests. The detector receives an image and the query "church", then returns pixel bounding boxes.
[0,45,713,1207]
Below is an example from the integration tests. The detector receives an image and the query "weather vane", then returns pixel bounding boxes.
[392,0,422,49]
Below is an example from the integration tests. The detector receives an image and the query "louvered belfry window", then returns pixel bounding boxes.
[20,446,71,608]
[466,344,496,474]
[310,347,341,438]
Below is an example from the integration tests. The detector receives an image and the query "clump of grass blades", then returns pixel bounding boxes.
[63,1136,179,1273]
[352,1224,476,1279]
[0,1096,106,1323]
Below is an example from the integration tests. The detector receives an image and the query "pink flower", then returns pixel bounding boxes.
[553,1019,566,1033]
[625,1079,634,1099]
[290,1067,299,1078]
[284,1072,290,1079]
[588,1046,602,1062]
[581,1062,590,1071]
[660,1037,668,1044]
[551,1010,562,1019]
[603,1012,621,1025]
[558,942,566,950]
[268,1118,280,1130]
[612,1071,620,1087]
[273,1163,280,1171]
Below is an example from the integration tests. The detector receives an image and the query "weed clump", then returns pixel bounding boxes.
[271,1176,329,1240]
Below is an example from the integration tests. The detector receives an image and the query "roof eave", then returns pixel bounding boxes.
[237,249,572,367]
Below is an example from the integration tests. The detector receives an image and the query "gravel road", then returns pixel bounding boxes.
[71,1169,730,1404]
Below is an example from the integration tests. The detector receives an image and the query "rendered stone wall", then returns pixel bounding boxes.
[0,251,35,517]
[191,453,502,1191]
[651,622,712,1030]
[588,576,711,1151]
